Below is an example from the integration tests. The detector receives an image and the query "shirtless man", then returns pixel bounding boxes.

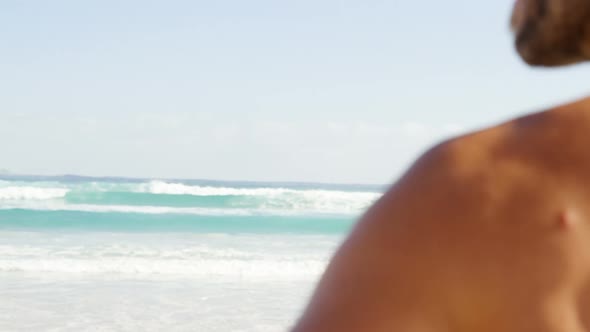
[292,0,590,331]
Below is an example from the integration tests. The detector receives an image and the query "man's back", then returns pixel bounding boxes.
[293,97,590,331]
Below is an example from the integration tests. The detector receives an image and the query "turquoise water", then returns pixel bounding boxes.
[0,175,383,331]
[0,175,381,234]
[0,210,355,233]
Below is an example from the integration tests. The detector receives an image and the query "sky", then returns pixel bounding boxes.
[1,0,589,184]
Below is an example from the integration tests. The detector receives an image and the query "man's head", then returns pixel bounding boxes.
[511,0,590,66]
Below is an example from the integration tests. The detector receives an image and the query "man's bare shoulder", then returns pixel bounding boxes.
[291,132,506,331]
[402,100,590,195]
[384,102,590,223]
[293,99,590,331]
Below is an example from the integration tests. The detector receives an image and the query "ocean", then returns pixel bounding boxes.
[0,175,384,331]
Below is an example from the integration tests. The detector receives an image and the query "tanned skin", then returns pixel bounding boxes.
[292,0,590,331]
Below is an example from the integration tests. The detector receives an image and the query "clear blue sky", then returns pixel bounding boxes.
[1,0,589,184]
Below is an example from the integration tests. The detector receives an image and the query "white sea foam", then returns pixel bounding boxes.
[0,187,69,201]
[0,241,330,280]
[0,201,355,217]
[260,189,380,214]
[0,257,325,280]
[140,181,381,214]
[0,180,382,215]
[141,180,295,196]
[0,231,339,331]
[0,202,260,216]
